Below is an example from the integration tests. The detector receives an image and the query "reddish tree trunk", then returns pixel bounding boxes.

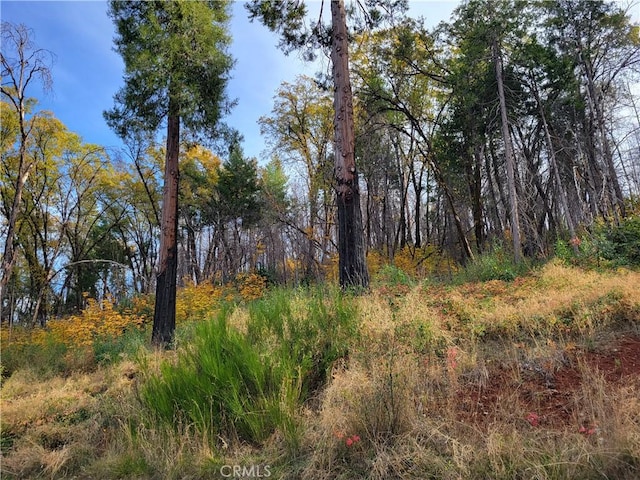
[330,0,369,289]
[152,98,180,347]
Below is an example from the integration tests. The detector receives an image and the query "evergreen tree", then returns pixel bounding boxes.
[245,0,396,289]
[105,0,234,347]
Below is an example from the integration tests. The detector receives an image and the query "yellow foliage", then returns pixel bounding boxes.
[1,273,266,352]
[367,245,452,282]
[318,246,452,286]
[393,248,416,276]
[321,254,339,283]
[175,280,223,322]
[366,250,386,277]
[132,276,262,325]
[1,296,145,350]
[0,324,41,347]
[45,296,144,347]
[235,272,267,301]
[182,144,221,192]
[129,295,155,323]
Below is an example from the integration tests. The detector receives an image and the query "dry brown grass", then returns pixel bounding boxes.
[1,263,639,479]
[472,262,638,335]
[290,263,640,479]
[1,368,109,478]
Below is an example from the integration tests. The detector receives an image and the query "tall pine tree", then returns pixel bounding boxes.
[246,0,384,289]
[105,0,233,347]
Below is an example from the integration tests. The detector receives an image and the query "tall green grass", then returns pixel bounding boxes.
[1,334,69,379]
[93,327,147,366]
[138,287,359,448]
[247,287,359,397]
[455,246,531,283]
[139,308,281,443]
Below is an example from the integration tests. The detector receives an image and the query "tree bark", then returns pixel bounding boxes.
[492,38,523,263]
[0,148,31,321]
[580,51,625,221]
[185,216,201,284]
[468,126,485,252]
[152,98,180,347]
[330,0,369,289]
[530,74,578,252]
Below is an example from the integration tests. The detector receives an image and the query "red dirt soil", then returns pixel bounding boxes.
[457,334,640,429]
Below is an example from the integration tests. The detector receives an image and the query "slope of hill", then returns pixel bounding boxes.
[1,261,639,479]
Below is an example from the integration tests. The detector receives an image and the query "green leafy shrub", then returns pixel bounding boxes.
[556,215,640,268]
[93,327,147,366]
[1,332,69,378]
[603,215,640,266]
[373,264,414,288]
[456,247,529,283]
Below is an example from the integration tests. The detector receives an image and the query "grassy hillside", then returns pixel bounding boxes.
[1,261,639,479]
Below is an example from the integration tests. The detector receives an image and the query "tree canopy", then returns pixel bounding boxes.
[2,0,639,325]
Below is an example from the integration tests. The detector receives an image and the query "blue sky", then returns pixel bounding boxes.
[0,1,459,161]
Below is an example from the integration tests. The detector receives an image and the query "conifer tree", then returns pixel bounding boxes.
[245,0,396,289]
[105,0,233,347]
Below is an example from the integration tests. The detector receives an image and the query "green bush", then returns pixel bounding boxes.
[373,264,414,288]
[555,215,640,268]
[247,287,359,398]
[603,215,640,266]
[93,327,147,366]
[456,247,530,283]
[139,308,285,444]
[1,335,69,378]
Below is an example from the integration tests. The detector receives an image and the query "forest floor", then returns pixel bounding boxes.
[456,332,640,428]
[1,261,639,479]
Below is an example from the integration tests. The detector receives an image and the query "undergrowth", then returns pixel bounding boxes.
[138,287,358,450]
[1,262,639,479]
